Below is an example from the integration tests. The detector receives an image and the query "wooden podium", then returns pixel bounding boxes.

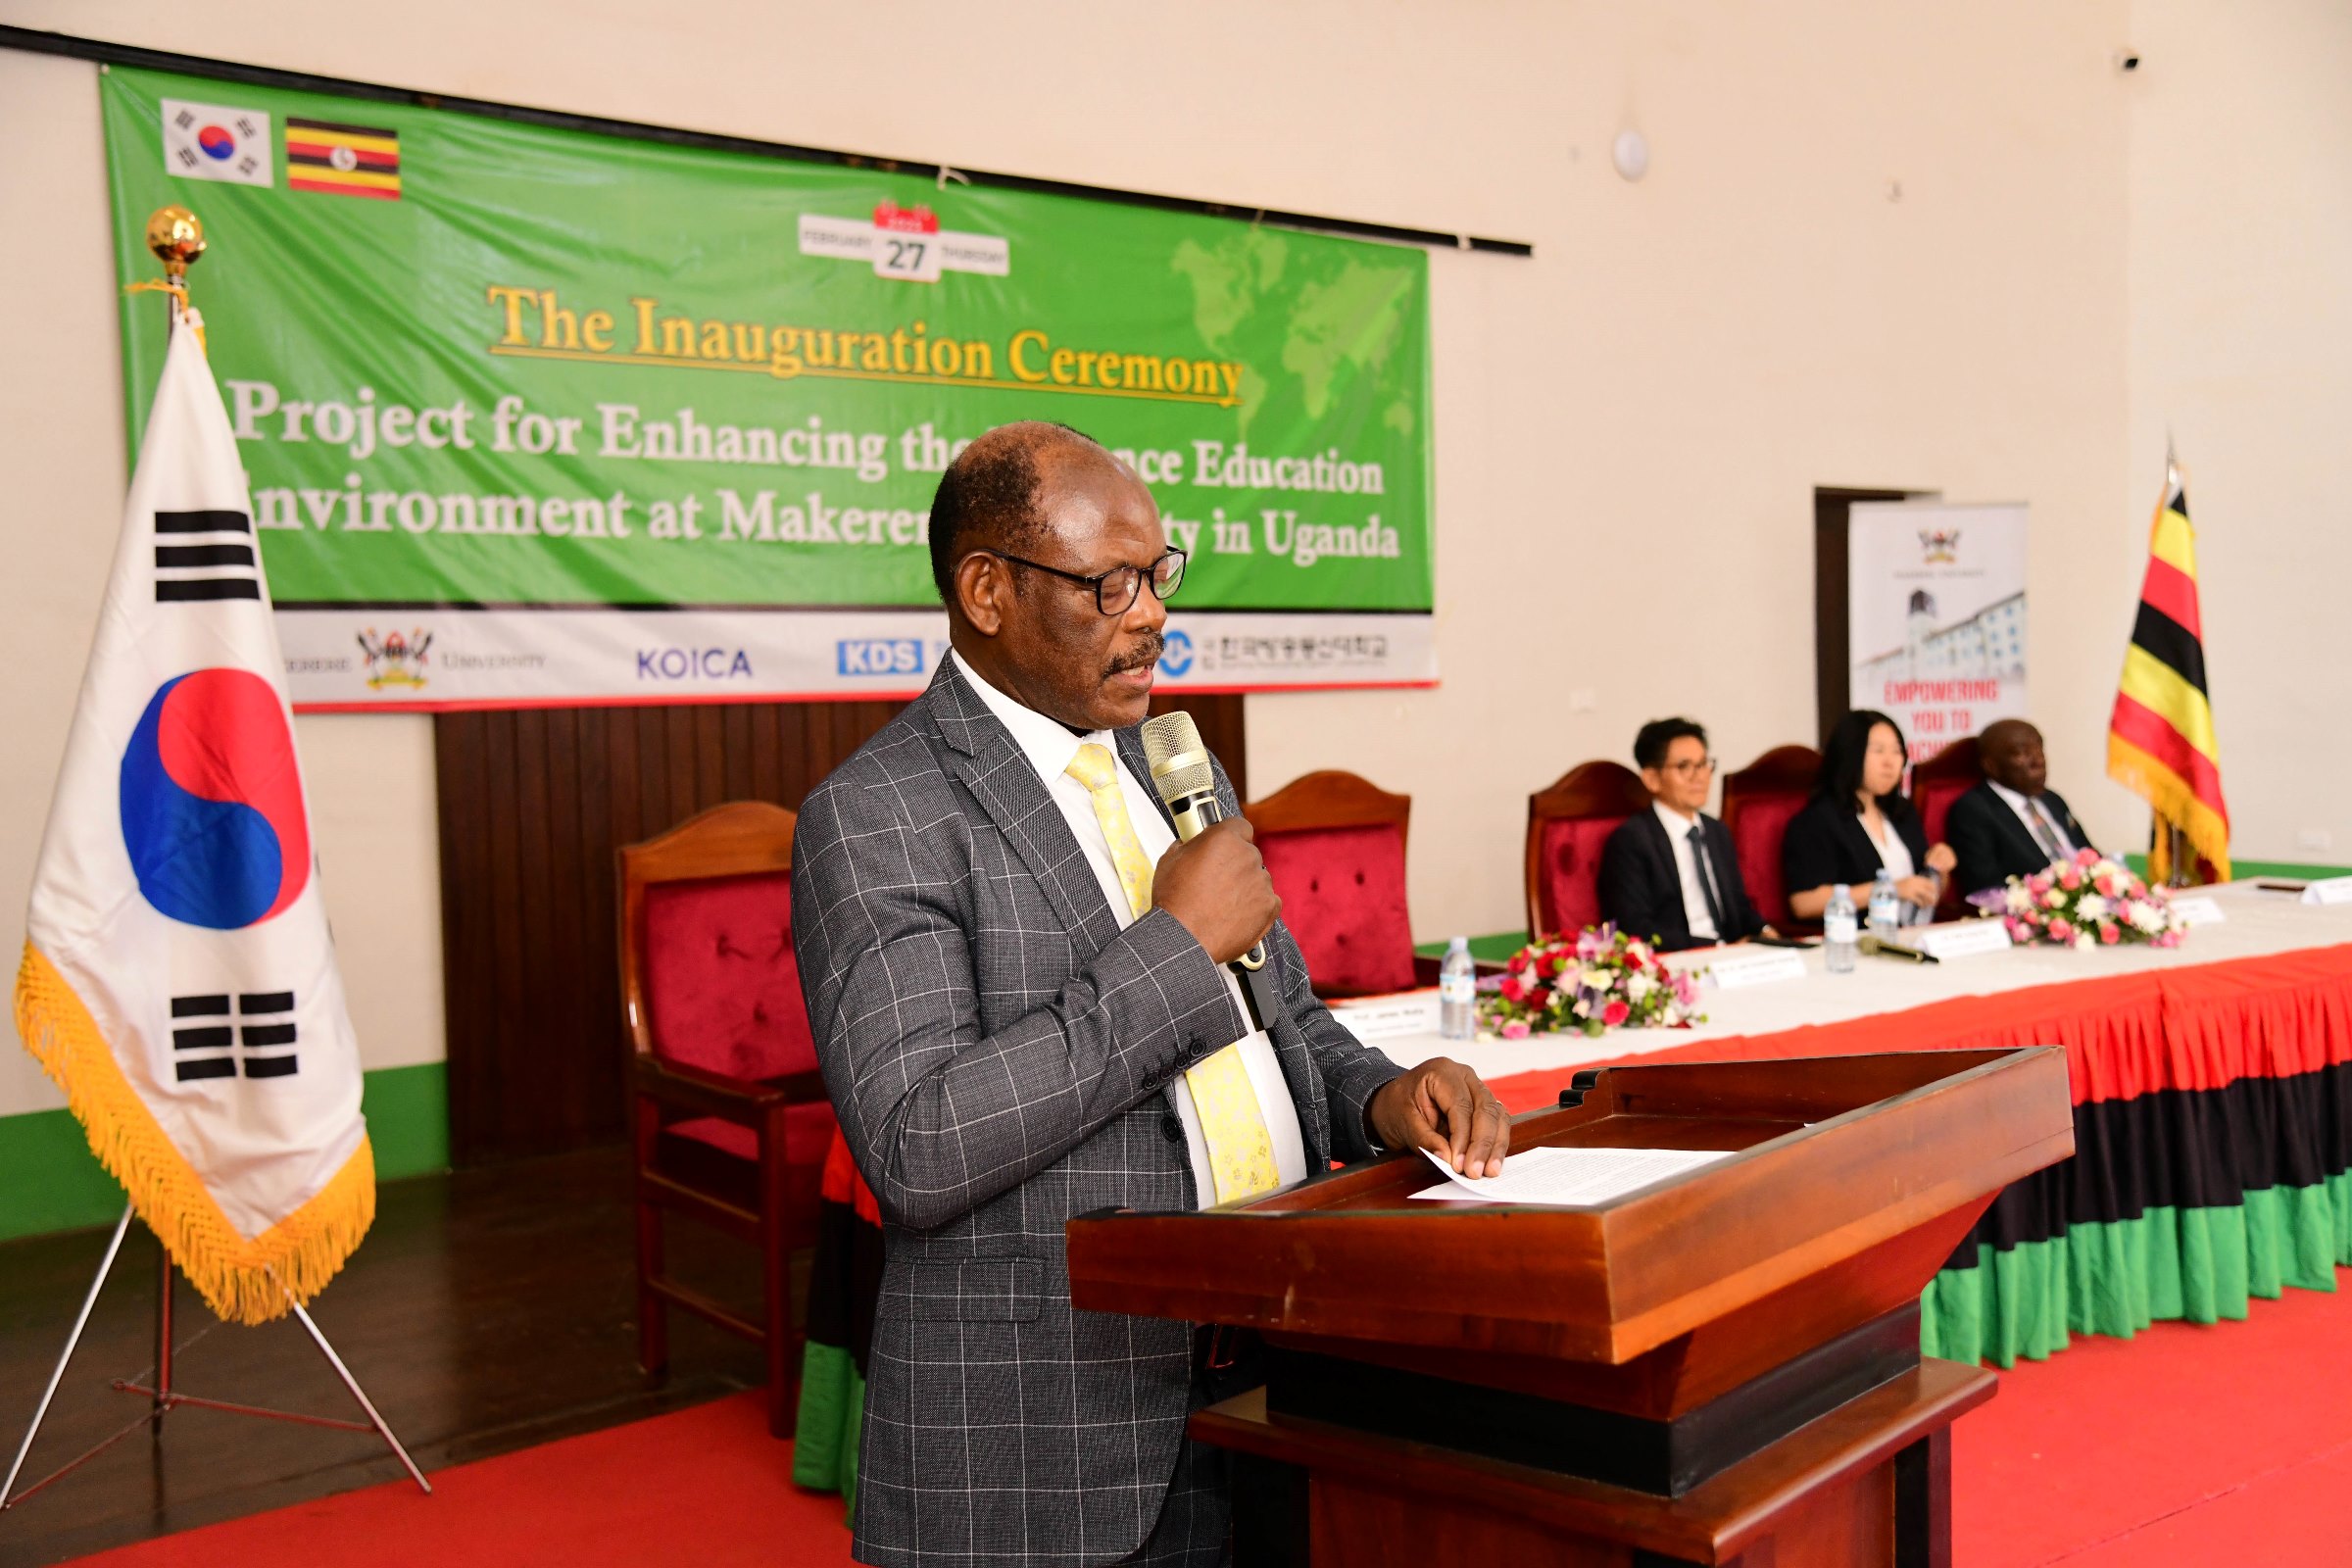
[1067,1048,2074,1567]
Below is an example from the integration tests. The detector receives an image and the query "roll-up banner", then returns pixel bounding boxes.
[101,68,1436,710]
[1847,502,2030,761]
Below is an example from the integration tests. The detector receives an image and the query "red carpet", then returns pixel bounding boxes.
[1952,1268,2352,1567]
[67,1272,2352,1567]
[66,1393,858,1568]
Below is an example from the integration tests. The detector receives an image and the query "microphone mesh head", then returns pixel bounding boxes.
[1140,711,1215,804]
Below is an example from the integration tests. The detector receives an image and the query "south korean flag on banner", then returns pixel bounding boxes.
[161,98,274,187]
[15,309,370,1326]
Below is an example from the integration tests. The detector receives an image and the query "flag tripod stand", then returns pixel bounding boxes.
[0,1204,431,1511]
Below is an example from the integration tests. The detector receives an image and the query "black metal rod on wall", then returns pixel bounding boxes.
[1,24,1536,258]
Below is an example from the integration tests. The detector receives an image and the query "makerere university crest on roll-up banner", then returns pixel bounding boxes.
[15,311,371,1326]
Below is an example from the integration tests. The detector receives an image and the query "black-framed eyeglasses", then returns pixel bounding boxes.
[982,548,1186,615]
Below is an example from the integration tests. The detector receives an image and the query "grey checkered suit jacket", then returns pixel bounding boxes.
[792,657,1403,1567]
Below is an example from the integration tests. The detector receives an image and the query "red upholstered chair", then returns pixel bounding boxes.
[620,801,833,1439]
[1524,762,1652,940]
[1911,736,1982,917]
[1720,745,1820,932]
[1245,770,1420,999]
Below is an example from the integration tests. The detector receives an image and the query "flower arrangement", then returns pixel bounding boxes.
[2000,849,2185,950]
[1480,923,1705,1039]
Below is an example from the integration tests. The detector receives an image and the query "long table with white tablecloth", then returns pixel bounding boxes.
[1343,880,2352,1366]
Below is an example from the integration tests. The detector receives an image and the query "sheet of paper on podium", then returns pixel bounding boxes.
[1410,1145,1735,1205]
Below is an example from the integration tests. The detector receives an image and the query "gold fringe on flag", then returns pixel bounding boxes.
[12,943,374,1325]
[2107,735,2232,884]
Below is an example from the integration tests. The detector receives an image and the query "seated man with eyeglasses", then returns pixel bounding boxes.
[1598,717,1775,951]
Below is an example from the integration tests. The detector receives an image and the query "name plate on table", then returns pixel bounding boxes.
[2301,875,2352,906]
[1331,990,1443,1042]
[1701,947,1808,990]
[2169,895,2227,926]
[1888,919,2014,960]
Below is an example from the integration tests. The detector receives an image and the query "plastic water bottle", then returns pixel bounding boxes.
[1438,936,1476,1040]
[1868,868,1901,942]
[1824,885,1859,974]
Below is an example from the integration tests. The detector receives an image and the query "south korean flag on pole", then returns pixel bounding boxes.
[161,99,274,188]
[15,308,370,1327]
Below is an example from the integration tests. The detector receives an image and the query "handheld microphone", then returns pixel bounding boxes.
[1140,712,1282,1029]
[1858,932,1940,964]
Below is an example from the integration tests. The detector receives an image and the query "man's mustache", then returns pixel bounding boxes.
[1106,631,1164,676]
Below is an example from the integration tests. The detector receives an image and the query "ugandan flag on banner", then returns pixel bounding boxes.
[286,116,401,200]
[792,1136,881,1521]
[2107,459,2230,883]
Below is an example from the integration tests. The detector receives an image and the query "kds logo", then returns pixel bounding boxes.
[837,639,926,676]
[1156,629,1195,678]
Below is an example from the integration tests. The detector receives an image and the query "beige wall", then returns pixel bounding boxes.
[3,1,2341,1112]
[2124,0,2352,869]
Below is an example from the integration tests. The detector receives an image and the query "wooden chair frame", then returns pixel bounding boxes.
[619,800,822,1439]
[1524,762,1651,940]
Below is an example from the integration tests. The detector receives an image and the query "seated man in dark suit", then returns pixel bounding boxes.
[1599,717,1773,951]
[1945,718,2100,899]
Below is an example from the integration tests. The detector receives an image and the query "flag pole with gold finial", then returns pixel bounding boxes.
[129,204,207,349]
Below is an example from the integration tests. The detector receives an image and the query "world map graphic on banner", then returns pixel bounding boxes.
[100,68,1435,710]
[1847,502,2030,762]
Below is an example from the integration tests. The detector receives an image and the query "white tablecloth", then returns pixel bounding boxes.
[1346,881,2352,1083]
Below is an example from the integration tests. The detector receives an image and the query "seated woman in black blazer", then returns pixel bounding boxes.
[1781,710,1958,923]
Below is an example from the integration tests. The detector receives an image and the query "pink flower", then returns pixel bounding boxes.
[2094,873,2117,899]
[1500,1019,1530,1040]
[2047,918,2075,944]
[2100,922,2121,945]
[2076,847,2099,867]
[2027,872,2052,897]
[2058,864,2082,891]
[1602,1000,1631,1027]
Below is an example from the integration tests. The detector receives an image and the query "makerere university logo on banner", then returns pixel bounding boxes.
[14,311,372,1326]
[161,98,273,187]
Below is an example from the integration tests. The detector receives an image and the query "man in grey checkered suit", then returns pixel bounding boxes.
[793,422,1510,1566]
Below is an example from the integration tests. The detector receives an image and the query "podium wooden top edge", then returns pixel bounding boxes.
[1065,1047,2075,1363]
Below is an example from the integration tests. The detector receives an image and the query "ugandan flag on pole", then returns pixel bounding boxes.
[286,116,401,200]
[15,302,372,1326]
[2107,456,2230,883]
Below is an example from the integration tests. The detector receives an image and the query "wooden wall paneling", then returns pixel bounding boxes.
[436,693,1246,1166]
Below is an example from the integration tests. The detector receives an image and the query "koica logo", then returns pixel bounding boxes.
[836,639,926,677]
[798,201,1009,284]
[637,648,755,680]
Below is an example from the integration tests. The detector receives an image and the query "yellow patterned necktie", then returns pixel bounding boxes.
[1063,743,1279,1203]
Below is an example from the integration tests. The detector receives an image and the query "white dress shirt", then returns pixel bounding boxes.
[1988,780,2080,858]
[1653,800,1721,943]
[952,652,1307,1206]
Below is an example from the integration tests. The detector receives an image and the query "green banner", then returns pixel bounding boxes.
[101,67,1432,627]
